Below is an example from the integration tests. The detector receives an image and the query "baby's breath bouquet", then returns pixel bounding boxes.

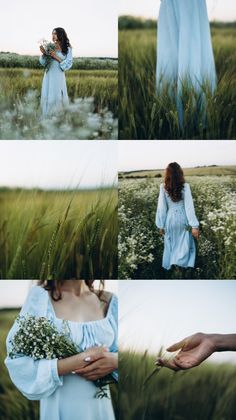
[39,38,56,72]
[9,315,115,398]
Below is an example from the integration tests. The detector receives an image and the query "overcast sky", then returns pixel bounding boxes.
[0,280,118,308]
[119,0,236,22]
[118,141,236,171]
[120,280,236,364]
[0,141,117,189]
[0,0,118,57]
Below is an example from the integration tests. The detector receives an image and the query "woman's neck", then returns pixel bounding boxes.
[60,280,88,296]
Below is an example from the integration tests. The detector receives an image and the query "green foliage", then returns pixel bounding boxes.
[0,188,117,279]
[118,176,236,279]
[119,350,236,420]
[119,27,236,139]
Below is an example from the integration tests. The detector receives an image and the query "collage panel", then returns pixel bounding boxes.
[0,280,118,420]
[0,0,118,140]
[0,141,118,280]
[119,280,236,420]
[119,0,236,140]
[118,140,236,280]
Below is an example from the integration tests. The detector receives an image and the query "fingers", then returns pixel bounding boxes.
[75,360,101,375]
[155,357,180,371]
[167,338,186,352]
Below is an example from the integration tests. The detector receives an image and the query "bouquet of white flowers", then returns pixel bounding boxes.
[9,315,116,398]
[39,39,56,72]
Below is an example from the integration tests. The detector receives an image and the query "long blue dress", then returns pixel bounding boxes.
[156,183,199,270]
[39,48,73,117]
[156,0,216,91]
[5,286,118,420]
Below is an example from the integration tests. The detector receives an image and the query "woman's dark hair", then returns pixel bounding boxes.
[38,280,105,301]
[164,162,185,202]
[53,27,71,54]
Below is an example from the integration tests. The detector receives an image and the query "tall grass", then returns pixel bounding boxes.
[119,27,236,139]
[0,188,117,279]
[119,350,236,420]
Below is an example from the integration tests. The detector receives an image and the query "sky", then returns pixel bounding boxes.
[118,140,236,172]
[119,0,236,22]
[119,280,236,364]
[0,280,118,308]
[0,141,117,189]
[0,0,118,57]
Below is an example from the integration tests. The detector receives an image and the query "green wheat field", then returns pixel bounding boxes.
[119,350,236,420]
[119,21,236,139]
[0,187,117,279]
[0,309,118,420]
[0,56,118,139]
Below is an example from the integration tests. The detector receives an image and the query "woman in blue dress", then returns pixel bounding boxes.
[39,28,73,117]
[156,0,216,124]
[156,162,199,271]
[5,280,118,420]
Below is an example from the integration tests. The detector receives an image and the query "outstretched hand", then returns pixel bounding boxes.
[155,333,216,371]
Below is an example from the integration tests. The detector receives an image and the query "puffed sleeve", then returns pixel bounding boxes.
[108,294,118,381]
[184,183,199,228]
[5,286,63,400]
[155,183,168,229]
[39,55,46,67]
[60,48,73,71]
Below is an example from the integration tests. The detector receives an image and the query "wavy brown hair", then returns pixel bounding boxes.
[38,280,105,301]
[53,27,71,55]
[164,162,185,202]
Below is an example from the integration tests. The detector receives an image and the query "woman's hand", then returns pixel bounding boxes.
[74,350,118,381]
[159,228,165,236]
[40,45,46,55]
[192,227,199,240]
[57,346,108,376]
[155,333,216,371]
[49,50,62,62]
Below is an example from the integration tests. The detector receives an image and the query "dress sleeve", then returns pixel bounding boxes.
[184,183,199,228]
[108,294,118,381]
[155,184,168,229]
[60,48,73,71]
[39,55,46,67]
[4,286,63,400]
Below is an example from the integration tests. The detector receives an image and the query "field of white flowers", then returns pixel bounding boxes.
[118,176,236,279]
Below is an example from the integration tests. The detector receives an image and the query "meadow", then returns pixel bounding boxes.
[119,23,236,139]
[118,168,236,279]
[0,187,117,279]
[0,309,118,420]
[0,56,118,140]
[119,350,236,420]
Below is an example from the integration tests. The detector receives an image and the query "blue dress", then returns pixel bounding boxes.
[156,183,199,270]
[5,286,118,420]
[156,0,216,124]
[39,48,73,117]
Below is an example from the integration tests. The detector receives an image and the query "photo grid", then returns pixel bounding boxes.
[0,1,236,419]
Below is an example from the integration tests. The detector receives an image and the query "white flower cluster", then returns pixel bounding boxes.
[9,315,80,361]
[0,90,118,140]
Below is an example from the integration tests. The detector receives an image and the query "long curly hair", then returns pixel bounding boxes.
[38,280,105,301]
[53,27,71,54]
[164,162,185,202]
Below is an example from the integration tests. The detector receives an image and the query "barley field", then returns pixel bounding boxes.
[0,309,118,420]
[119,350,236,420]
[118,169,236,279]
[0,188,117,279]
[0,57,118,140]
[119,25,236,139]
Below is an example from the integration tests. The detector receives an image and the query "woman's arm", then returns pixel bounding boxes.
[156,333,236,371]
[155,184,168,232]
[57,347,109,376]
[184,184,199,238]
